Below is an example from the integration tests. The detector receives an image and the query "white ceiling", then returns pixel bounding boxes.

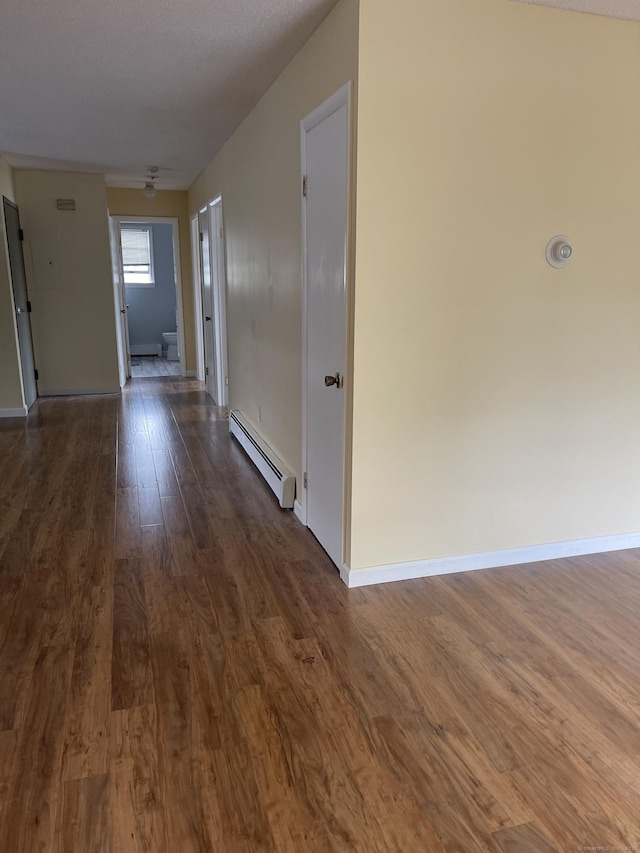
[0,0,340,190]
[514,0,640,21]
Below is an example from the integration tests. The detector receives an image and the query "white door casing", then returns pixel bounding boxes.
[191,214,206,382]
[109,216,130,386]
[301,84,352,570]
[110,215,185,380]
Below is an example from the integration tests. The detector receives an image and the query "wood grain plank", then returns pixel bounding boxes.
[109,705,163,852]
[55,774,109,853]
[493,822,559,853]
[0,644,73,852]
[150,630,214,852]
[111,557,153,711]
[114,487,141,559]
[62,572,113,780]
[0,573,49,730]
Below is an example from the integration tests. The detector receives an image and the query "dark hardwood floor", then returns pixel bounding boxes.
[1,374,640,851]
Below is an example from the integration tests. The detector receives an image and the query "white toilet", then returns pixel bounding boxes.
[162,331,179,361]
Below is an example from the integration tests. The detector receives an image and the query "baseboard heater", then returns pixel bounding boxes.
[130,344,162,357]
[229,410,295,509]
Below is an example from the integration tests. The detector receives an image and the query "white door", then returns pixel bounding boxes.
[198,208,218,401]
[303,86,350,570]
[109,216,130,385]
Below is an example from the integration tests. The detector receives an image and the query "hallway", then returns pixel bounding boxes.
[1,377,640,850]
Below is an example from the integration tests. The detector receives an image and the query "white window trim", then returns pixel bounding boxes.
[121,224,155,287]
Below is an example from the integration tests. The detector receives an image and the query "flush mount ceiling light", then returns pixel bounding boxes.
[546,235,573,268]
[142,165,159,199]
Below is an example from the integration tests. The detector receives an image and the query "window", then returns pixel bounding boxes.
[121,226,154,286]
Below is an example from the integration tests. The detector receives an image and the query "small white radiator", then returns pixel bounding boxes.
[229,410,296,509]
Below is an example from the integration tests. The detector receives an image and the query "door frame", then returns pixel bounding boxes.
[299,81,355,569]
[194,195,229,406]
[209,199,229,407]
[191,212,205,382]
[109,214,129,387]
[110,215,186,377]
[3,196,37,412]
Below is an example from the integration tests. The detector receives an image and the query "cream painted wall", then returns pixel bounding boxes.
[188,0,359,480]
[14,170,119,394]
[350,0,640,569]
[105,188,195,372]
[0,157,24,411]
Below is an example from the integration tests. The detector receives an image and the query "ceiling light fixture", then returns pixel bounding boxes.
[142,165,159,199]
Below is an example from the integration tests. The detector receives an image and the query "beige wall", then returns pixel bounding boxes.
[350,0,640,569]
[0,158,24,411]
[14,170,119,394]
[106,188,195,372]
[188,0,359,479]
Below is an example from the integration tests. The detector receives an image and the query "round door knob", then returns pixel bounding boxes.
[324,373,342,388]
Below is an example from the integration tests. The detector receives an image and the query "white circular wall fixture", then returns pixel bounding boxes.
[546,236,573,269]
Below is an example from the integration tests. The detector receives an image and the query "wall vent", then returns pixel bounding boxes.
[229,410,295,509]
[56,198,76,211]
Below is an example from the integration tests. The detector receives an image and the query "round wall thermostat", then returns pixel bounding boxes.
[546,236,573,268]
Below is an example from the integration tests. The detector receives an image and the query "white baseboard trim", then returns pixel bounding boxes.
[39,387,121,397]
[0,406,28,418]
[185,370,196,377]
[293,500,306,525]
[341,531,640,588]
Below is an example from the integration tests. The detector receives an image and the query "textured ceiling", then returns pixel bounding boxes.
[514,0,640,21]
[0,0,340,189]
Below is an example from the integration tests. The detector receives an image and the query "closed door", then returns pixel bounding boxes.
[4,197,37,409]
[303,89,350,569]
[199,209,218,401]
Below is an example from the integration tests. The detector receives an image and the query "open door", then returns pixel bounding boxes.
[210,201,228,407]
[198,207,217,401]
[109,216,130,387]
[4,197,37,409]
[197,201,228,406]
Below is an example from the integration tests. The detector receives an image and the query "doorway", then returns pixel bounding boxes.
[110,216,185,383]
[3,197,38,410]
[195,198,228,405]
[300,84,353,571]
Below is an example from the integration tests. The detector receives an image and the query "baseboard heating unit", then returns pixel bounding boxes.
[229,410,296,509]
[130,344,162,357]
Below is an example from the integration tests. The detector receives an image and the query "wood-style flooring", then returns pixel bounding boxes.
[1,374,640,851]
